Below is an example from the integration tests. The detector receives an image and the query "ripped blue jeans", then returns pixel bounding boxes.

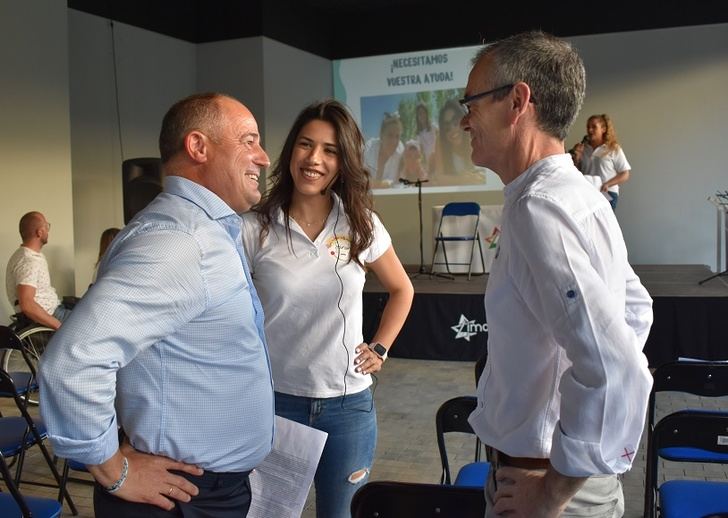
[274,389,377,518]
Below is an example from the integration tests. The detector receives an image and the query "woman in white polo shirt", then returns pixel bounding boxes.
[576,113,631,210]
[241,99,413,518]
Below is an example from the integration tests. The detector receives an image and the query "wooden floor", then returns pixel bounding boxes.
[365,264,728,297]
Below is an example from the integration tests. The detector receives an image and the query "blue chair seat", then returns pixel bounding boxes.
[454,461,490,487]
[660,446,728,463]
[0,492,63,518]
[0,416,44,457]
[660,480,728,518]
[0,372,37,397]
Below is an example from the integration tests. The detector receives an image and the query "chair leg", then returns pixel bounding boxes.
[58,459,70,507]
[429,238,441,275]
[26,424,79,515]
[467,239,477,280]
[477,236,485,273]
[442,242,452,276]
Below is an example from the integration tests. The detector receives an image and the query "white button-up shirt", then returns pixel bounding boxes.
[469,154,653,477]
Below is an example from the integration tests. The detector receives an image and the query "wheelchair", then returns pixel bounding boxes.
[3,314,57,406]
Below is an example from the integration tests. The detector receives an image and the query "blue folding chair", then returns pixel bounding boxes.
[0,368,78,515]
[436,396,490,487]
[0,450,62,518]
[644,361,728,517]
[647,410,728,518]
[430,202,485,280]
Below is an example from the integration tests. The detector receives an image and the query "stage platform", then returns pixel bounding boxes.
[363,264,728,367]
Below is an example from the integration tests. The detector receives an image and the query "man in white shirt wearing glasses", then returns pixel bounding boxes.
[461,31,653,517]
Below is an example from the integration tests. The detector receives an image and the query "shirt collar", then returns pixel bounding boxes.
[503,154,574,202]
[273,192,343,227]
[164,175,239,223]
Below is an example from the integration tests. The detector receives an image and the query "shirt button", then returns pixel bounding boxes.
[566,289,577,299]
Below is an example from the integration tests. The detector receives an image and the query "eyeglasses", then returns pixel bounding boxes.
[46,222,51,230]
[458,84,514,114]
[459,84,536,113]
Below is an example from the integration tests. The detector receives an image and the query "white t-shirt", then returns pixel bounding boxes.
[417,125,438,164]
[580,144,631,194]
[5,246,61,314]
[241,196,392,398]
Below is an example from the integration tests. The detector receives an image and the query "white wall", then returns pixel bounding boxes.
[0,1,75,323]
[68,10,197,292]
[566,24,728,268]
[196,37,265,125]
[260,38,333,163]
[196,37,333,185]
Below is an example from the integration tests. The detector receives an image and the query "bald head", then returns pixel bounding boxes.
[159,92,233,164]
[19,212,46,241]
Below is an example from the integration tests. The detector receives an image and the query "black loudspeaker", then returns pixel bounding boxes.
[122,158,163,224]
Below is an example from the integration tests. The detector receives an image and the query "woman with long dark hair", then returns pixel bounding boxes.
[241,99,413,518]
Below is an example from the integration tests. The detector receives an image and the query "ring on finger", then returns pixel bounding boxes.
[168,486,174,496]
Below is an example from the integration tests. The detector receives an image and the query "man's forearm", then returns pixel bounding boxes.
[19,300,61,329]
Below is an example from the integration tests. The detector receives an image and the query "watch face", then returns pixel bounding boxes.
[370,343,387,356]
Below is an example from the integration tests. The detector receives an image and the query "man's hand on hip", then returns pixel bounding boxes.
[87,440,204,511]
[493,466,586,518]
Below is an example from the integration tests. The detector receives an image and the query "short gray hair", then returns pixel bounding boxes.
[474,31,585,140]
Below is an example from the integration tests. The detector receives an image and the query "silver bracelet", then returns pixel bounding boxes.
[104,456,129,494]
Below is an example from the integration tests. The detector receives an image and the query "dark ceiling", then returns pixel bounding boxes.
[68,0,728,60]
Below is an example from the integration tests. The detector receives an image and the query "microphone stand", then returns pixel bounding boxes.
[400,178,450,279]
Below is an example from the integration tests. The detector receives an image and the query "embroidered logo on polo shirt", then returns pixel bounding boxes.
[326,235,351,262]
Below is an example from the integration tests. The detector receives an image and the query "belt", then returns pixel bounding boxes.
[489,447,550,470]
[172,469,251,489]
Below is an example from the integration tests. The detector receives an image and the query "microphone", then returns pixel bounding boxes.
[320,175,339,195]
[581,135,589,144]
[399,178,429,186]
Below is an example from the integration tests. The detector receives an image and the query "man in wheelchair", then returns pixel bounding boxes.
[5,211,73,331]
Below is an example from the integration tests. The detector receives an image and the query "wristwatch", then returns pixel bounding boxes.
[368,342,388,361]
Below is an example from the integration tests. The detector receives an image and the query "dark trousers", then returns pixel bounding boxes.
[94,470,252,518]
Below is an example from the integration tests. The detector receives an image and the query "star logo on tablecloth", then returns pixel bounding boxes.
[451,314,478,341]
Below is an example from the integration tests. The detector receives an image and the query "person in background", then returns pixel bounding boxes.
[40,92,274,518]
[242,99,413,518]
[431,98,473,180]
[5,211,70,330]
[460,31,653,517]
[363,112,404,187]
[573,114,631,210]
[415,102,438,171]
[91,227,121,284]
[398,139,428,183]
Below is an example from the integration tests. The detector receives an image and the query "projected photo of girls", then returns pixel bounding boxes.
[361,88,487,190]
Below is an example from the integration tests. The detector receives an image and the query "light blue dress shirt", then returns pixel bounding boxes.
[39,176,274,472]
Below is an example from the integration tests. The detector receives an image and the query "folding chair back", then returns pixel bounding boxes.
[645,361,728,516]
[647,410,728,518]
[430,202,485,280]
[435,396,489,487]
[351,480,485,518]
